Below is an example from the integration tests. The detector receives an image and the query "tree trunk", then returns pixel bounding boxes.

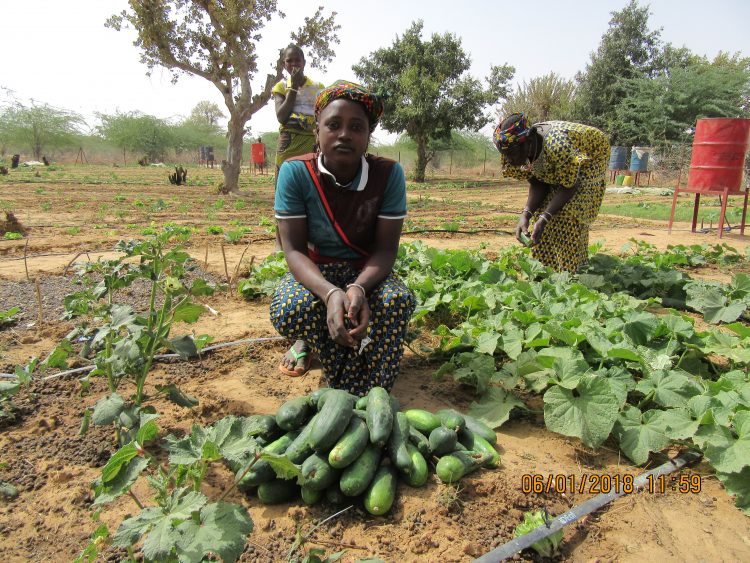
[414,136,429,183]
[221,118,245,193]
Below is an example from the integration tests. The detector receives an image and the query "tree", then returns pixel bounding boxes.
[501,72,576,123]
[613,53,750,146]
[353,20,514,182]
[1,102,85,159]
[97,111,174,163]
[573,0,661,137]
[107,1,339,193]
[188,100,225,127]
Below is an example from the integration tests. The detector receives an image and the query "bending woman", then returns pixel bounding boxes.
[494,113,610,273]
[270,81,416,396]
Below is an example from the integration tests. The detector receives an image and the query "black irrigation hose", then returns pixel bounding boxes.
[473,450,703,563]
[0,335,285,380]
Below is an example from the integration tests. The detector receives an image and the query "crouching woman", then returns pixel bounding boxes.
[270,81,415,396]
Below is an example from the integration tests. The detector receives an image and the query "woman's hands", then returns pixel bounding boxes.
[326,286,370,348]
[515,212,531,244]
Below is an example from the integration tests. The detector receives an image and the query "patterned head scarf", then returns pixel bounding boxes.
[493,113,532,152]
[315,80,384,130]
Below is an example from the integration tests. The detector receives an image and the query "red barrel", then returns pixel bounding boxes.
[687,118,750,192]
[251,143,265,165]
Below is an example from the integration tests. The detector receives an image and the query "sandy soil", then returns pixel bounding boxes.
[1,165,749,562]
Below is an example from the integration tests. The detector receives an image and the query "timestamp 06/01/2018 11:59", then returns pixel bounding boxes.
[521,473,702,495]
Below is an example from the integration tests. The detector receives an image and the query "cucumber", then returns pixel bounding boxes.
[310,388,333,408]
[276,396,312,431]
[436,409,466,432]
[309,390,355,453]
[248,414,281,442]
[257,479,299,504]
[328,417,370,469]
[404,409,441,433]
[301,452,340,491]
[436,450,492,484]
[387,411,412,476]
[363,465,398,516]
[238,430,298,488]
[404,444,428,487]
[407,426,431,458]
[366,387,393,446]
[284,414,318,464]
[429,426,457,455]
[325,485,347,506]
[301,485,323,505]
[355,395,369,410]
[463,414,498,445]
[467,433,501,468]
[340,443,382,497]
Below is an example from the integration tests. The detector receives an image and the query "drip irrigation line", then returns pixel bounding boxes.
[473,450,703,563]
[0,335,285,380]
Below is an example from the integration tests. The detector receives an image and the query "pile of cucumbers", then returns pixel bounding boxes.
[236,386,500,516]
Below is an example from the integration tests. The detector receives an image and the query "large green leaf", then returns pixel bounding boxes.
[93,456,149,506]
[635,370,703,408]
[703,411,750,474]
[175,501,253,563]
[622,311,658,346]
[169,335,199,359]
[261,453,302,480]
[475,331,499,355]
[543,375,620,448]
[91,393,126,426]
[469,387,526,429]
[172,302,205,324]
[165,416,260,466]
[101,442,139,483]
[156,383,199,408]
[716,467,750,515]
[614,406,670,465]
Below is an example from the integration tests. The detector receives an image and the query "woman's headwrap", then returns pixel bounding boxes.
[493,113,532,152]
[315,80,384,130]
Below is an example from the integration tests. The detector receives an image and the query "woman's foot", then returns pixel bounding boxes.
[279,340,312,376]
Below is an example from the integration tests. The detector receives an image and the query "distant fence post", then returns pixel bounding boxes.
[449,150,453,175]
[398,151,400,163]
[483,148,487,175]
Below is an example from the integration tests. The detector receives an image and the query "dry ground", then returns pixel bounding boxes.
[1,164,749,562]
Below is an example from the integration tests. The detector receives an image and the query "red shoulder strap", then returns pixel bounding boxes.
[303,160,370,258]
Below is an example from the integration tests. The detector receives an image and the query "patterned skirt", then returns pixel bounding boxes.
[270,263,416,396]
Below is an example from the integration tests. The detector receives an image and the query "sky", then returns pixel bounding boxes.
[2,0,749,144]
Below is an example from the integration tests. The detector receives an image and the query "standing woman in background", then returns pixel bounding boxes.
[494,113,610,273]
[273,44,325,376]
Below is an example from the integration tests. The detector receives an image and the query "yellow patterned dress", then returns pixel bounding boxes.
[502,121,610,272]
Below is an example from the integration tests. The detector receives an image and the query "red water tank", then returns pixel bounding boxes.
[251,143,266,165]
[687,118,750,192]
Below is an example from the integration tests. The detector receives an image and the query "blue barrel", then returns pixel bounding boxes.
[630,147,650,172]
[608,146,628,170]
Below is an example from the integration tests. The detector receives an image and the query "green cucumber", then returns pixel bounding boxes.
[248,414,281,442]
[463,414,498,445]
[284,414,317,464]
[328,417,370,469]
[301,485,324,505]
[257,479,299,504]
[436,450,492,484]
[404,409,441,433]
[405,444,428,487]
[436,409,466,432]
[309,390,355,453]
[366,387,393,446]
[276,396,312,431]
[310,388,333,408]
[407,426,431,458]
[429,426,457,455]
[325,485,347,505]
[238,430,298,488]
[340,443,382,497]
[472,437,501,467]
[355,395,369,410]
[387,411,412,476]
[301,453,340,491]
[363,464,398,516]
